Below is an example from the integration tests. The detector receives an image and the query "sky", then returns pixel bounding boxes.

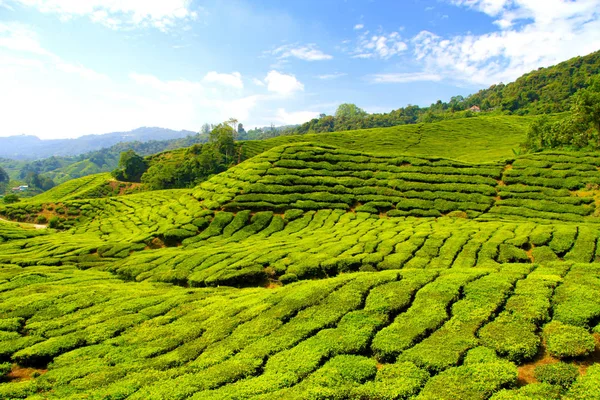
[0,0,599,139]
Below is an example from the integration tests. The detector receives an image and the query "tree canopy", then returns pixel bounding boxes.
[112,150,149,182]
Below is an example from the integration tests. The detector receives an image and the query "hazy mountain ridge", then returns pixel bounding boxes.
[0,127,197,160]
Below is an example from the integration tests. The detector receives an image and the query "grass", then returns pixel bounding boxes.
[3,122,600,398]
[241,115,533,163]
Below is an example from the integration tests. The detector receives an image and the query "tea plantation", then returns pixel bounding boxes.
[1,136,600,399]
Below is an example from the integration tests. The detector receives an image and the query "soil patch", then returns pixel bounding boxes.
[7,365,47,382]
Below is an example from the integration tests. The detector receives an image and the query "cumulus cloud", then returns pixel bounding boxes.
[5,0,198,31]
[274,108,319,125]
[414,0,600,84]
[264,70,304,96]
[352,29,408,59]
[369,72,442,83]
[203,71,244,89]
[271,43,333,61]
[354,23,364,30]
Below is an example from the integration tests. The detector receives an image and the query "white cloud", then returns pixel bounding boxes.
[415,0,600,85]
[354,23,364,30]
[317,72,347,80]
[369,72,442,83]
[274,108,319,125]
[203,71,243,89]
[264,70,304,96]
[271,43,333,61]
[252,78,265,87]
[352,29,408,59]
[0,22,50,55]
[6,0,198,31]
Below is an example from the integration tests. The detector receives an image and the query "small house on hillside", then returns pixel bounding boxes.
[469,105,481,113]
[11,185,28,192]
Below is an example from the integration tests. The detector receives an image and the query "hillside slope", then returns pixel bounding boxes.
[1,139,600,399]
[241,116,533,163]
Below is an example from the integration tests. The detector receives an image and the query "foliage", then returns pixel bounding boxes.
[112,150,148,182]
[565,364,600,399]
[543,321,596,359]
[3,194,19,204]
[534,362,579,389]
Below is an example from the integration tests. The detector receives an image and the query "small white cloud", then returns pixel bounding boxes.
[351,30,408,59]
[203,71,243,89]
[354,23,364,30]
[264,70,304,96]
[317,72,347,80]
[275,108,319,125]
[252,78,265,86]
[271,43,333,61]
[369,72,442,83]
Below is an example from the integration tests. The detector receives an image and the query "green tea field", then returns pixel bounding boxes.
[1,126,600,399]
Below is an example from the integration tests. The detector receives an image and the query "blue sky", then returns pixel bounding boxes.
[0,0,599,139]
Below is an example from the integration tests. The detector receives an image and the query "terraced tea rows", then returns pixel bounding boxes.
[488,152,600,222]
[0,262,598,399]
[2,142,600,399]
[195,144,600,222]
[107,211,600,287]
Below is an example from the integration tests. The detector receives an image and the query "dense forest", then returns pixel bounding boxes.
[284,50,600,135]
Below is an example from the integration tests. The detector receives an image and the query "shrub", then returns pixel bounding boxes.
[3,194,19,204]
[283,209,304,222]
[566,364,600,399]
[0,361,11,377]
[490,383,562,399]
[416,361,517,400]
[543,321,596,358]
[36,215,47,224]
[534,362,579,389]
[463,346,500,364]
[280,273,298,284]
[163,229,197,246]
[479,314,541,363]
[48,216,62,229]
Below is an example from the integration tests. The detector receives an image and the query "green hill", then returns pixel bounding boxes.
[241,115,533,163]
[3,63,600,400]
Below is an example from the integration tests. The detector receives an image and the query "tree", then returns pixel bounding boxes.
[200,123,212,135]
[572,77,600,145]
[209,123,237,164]
[26,172,55,191]
[227,118,239,132]
[334,103,367,119]
[237,123,247,140]
[112,150,148,182]
[3,194,19,204]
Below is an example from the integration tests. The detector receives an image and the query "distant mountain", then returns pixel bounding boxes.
[0,127,197,160]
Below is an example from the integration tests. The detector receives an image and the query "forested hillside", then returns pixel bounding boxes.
[286,50,600,135]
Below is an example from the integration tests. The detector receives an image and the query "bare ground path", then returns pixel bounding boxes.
[0,217,47,230]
